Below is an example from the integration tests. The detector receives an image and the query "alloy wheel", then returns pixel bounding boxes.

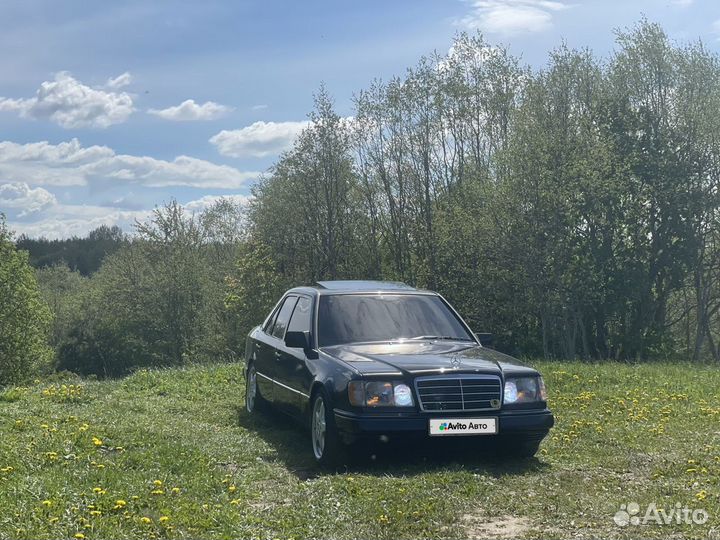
[311,396,326,460]
[246,366,258,413]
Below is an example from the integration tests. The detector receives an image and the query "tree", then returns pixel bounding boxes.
[0,215,53,384]
[36,263,87,349]
[225,240,286,340]
[57,200,245,376]
[250,86,365,283]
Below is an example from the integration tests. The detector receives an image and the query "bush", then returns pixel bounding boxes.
[57,201,245,377]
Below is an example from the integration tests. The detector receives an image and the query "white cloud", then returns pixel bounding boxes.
[105,72,133,89]
[0,72,134,129]
[0,182,57,217]
[0,139,259,189]
[148,99,232,121]
[251,104,269,111]
[209,120,309,158]
[7,195,252,240]
[8,203,151,240]
[458,0,570,35]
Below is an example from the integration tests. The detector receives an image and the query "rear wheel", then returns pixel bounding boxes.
[245,363,266,413]
[310,389,347,467]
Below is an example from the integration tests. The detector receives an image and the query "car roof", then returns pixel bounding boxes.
[317,280,417,291]
[287,280,433,296]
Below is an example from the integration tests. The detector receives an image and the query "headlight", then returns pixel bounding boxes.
[503,376,546,404]
[348,381,414,407]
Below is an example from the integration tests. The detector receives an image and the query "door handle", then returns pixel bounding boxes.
[274,351,282,360]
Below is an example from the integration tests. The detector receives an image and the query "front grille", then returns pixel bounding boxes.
[415,375,502,412]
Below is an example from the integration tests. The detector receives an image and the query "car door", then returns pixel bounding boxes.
[274,295,314,417]
[254,295,297,403]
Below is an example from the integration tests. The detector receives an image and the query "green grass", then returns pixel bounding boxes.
[0,361,718,539]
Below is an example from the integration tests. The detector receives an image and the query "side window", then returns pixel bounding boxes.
[263,304,280,333]
[287,296,313,335]
[271,296,297,339]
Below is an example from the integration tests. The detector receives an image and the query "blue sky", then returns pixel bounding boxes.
[1,0,719,238]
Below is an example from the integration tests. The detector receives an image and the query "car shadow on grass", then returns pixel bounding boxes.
[234,405,549,480]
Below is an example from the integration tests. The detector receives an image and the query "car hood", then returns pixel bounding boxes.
[320,342,537,377]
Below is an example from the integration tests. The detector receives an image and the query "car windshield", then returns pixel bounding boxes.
[318,294,474,346]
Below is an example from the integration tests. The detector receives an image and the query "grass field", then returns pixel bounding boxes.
[0,361,718,539]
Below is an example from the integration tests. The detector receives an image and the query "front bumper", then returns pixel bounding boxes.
[334,407,554,442]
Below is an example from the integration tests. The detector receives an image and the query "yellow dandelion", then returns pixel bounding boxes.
[92,437,103,447]
[79,424,89,432]
[90,510,101,517]
[74,534,85,539]
[228,485,237,493]
[229,499,241,505]
[696,490,708,501]
[153,479,163,487]
[115,499,127,507]
[140,517,152,524]
[42,500,52,506]
[151,489,164,495]
[159,516,169,524]
[170,487,180,494]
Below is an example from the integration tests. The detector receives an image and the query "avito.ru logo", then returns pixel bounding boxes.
[614,502,709,527]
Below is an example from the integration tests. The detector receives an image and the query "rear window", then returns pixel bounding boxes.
[270,296,297,339]
[287,296,313,334]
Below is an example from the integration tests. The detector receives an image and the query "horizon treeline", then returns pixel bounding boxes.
[4,19,720,384]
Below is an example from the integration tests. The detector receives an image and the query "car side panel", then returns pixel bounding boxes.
[251,330,276,402]
[274,345,312,417]
[273,295,315,417]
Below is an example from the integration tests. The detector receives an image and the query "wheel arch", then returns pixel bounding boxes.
[307,380,334,425]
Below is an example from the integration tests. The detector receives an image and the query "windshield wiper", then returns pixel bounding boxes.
[408,335,473,342]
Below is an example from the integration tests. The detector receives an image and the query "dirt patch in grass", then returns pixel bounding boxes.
[462,513,532,539]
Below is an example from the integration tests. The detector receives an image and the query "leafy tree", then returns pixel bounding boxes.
[225,240,286,340]
[36,263,87,349]
[0,215,53,384]
[57,200,244,376]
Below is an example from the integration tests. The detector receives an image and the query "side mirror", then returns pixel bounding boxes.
[475,332,494,348]
[284,330,311,349]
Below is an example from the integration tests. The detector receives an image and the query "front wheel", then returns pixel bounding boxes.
[310,390,347,467]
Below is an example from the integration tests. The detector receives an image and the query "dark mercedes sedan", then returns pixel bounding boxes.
[244,280,554,466]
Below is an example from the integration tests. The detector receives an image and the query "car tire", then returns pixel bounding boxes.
[310,389,347,468]
[245,363,267,414]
